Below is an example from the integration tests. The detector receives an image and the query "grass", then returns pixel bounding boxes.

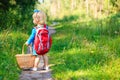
[0,30,28,80]
[49,13,120,80]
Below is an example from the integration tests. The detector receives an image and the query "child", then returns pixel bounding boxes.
[25,9,49,71]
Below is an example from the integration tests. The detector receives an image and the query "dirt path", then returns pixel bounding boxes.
[19,59,53,80]
[19,26,56,80]
[20,70,52,80]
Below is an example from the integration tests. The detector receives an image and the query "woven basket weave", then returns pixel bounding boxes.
[15,44,35,69]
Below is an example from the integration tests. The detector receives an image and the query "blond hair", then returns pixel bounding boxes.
[32,11,46,25]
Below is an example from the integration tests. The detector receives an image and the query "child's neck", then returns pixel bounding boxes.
[37,24,44,28]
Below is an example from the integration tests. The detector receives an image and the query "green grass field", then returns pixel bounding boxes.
[0,13,120,80]
[49,13,120,80]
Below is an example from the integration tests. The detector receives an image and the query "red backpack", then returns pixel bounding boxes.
[34,24,52,55]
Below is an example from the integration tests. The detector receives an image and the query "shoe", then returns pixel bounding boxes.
[43,66,49,70]
[30,68,37,71]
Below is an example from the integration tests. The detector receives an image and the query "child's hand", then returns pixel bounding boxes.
[25,42,29,46]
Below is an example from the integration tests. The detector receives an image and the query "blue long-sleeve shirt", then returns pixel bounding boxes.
[26,28,36,44]
[26,28,37,55]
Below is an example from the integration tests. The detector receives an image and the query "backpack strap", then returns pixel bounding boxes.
[44,24,46,28]
[44,24,48,29]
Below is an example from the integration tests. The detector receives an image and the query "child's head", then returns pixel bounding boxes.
[32,10,46,25]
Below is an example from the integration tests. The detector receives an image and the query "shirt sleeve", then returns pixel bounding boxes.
[26,28,36,45]
[46,26,48,29]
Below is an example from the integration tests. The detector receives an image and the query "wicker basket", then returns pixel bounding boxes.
[15,44,35,69]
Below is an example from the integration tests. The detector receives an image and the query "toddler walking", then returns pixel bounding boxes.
[25,9,51,71]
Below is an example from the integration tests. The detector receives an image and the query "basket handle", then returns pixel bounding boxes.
[22,43,32,54]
